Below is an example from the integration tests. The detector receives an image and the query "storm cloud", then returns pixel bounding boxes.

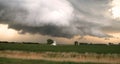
[0,0,117,38]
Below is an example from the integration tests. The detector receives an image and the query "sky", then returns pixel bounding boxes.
[0,0,120,44]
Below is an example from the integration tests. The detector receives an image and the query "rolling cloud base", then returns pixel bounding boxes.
[0,0,117,38]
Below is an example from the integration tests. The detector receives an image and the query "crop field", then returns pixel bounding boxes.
[0,43,120,54]
[0,43,120,64]
[0,57,109,64]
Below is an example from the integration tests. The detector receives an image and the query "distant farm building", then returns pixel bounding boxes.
[79,43,88,45]
[51,41,57,46]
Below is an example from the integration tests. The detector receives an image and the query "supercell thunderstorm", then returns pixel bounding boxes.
[0,0,113,38]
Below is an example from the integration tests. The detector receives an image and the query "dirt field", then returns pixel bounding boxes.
[0,50,120,64]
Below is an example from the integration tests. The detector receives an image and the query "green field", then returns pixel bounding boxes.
[0,43,120,54]
[0,57,106,64]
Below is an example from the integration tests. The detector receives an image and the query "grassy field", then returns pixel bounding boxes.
[0,43,120,64]
[0,43,120,54]
[0,57,106,64]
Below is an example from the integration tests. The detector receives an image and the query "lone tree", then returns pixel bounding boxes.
[74,41,79,46]
[47,39,54,45]
[108,42,114,45]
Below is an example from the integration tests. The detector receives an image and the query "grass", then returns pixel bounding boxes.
[0,43,120,54]
[0,57,106,64]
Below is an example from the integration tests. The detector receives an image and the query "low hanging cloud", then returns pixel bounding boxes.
[0,0,115,38]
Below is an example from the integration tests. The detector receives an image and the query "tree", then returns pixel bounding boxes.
[74,41,78,46]
[108,42,114,45]
[47,39,54,45]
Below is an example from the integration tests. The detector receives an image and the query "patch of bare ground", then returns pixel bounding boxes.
[0,50,120,64]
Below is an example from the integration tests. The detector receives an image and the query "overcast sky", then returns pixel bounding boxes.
[0,0,120,44]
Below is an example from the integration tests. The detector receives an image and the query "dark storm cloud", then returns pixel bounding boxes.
[0,0,116,38]
[103,21,120,33]
[8,24,74,38]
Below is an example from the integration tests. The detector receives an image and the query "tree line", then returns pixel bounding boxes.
[74,41,120,46]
